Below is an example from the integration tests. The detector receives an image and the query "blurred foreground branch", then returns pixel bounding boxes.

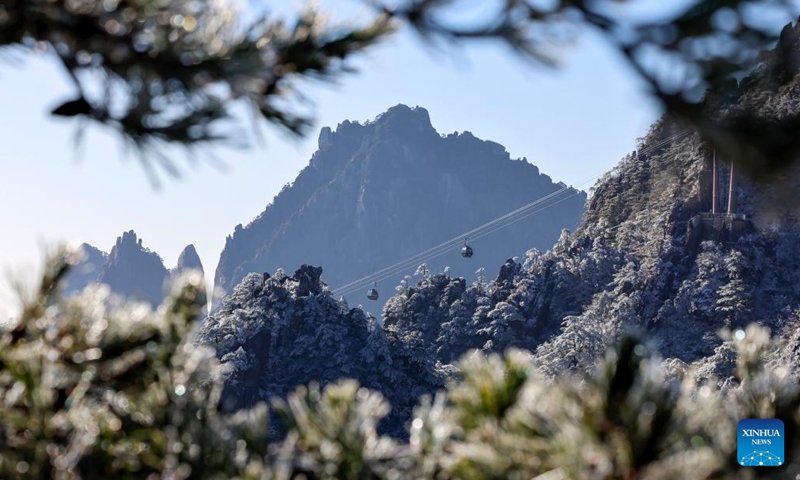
[4,2,800,181]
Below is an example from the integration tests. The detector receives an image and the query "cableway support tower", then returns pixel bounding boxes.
[687,148,750,247]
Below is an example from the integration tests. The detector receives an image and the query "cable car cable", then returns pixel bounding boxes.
[336,189,587,298]
[332,185,575,295]
[334,127,696,298]
[333,184,589,298]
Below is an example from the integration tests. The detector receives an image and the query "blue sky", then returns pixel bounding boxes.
[0,1,663,318]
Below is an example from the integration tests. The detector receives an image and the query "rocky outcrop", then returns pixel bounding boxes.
[175,244,204,274]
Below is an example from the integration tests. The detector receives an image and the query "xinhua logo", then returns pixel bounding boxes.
[737,419,785,467]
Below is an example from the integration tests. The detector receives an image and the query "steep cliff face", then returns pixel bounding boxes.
[213,105,586,312]
[64,233,204,308]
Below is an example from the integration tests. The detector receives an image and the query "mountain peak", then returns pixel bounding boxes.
[213,106,586,314]
[176,244,204,274]
[62,243,108,295]
[379,104,430,121]
[371,104,433,134]
[101,231,168,306]
[117,229,141,247]
[318,126,333,150]
[314,105,434,154]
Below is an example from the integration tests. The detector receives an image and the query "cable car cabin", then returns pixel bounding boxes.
[461,244,474,258]
[367,288,379,301]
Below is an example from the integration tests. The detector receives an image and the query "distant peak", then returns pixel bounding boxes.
[177,244,204,273]
[116,229,142,248]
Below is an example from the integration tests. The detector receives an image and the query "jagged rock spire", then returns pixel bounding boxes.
[176,244,204,274]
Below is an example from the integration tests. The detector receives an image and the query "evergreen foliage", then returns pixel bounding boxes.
[0,0,392,172]
[0,249,273,479]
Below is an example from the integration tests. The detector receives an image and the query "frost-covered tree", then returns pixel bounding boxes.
[473,267,486,290]
[0,249,274,479]
[715,250,753,325]
[414,263,429,278]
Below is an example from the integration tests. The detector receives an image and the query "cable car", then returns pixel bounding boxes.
[367,282,379,301]
[461,238,474,258]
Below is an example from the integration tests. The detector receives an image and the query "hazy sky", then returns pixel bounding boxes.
[0,1,663,318]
